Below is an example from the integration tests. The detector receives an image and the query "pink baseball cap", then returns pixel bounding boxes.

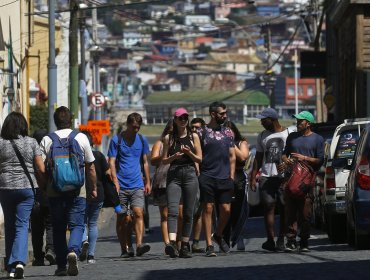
[174,107,189,117]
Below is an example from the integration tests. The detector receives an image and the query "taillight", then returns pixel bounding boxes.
[325,166,335,189]
[357,155,370,190]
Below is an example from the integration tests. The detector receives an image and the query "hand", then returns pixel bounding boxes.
[144,183,151,195]
[249,178,257,191]
[181,145,191,155]
[173,151,184,159]
[90,189,97,199]
[291,153,306,162]
[277,162,286,173]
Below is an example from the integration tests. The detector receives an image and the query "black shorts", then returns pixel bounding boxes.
[259,177,284,206]
[199,174,234,204]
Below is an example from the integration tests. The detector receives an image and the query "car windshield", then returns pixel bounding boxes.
[334,129,359,159]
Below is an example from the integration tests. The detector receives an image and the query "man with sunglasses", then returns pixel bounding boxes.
[108,113,151,258]
[197,101,236,257]
[250,108,289,252]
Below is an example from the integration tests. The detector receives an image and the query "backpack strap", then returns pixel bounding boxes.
[48,132,59,143]
[116,133,123,171]
[138,134,145,178]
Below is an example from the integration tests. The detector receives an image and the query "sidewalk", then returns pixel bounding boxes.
[0,207,115,274]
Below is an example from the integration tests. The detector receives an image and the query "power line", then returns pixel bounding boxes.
[0,0,19,8]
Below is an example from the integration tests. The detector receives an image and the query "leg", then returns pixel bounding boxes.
[49,197,68,269]
[299,195,313,245]
[43,205,56,262]
[202,203,214,246]
[87,201,103,257]
[31,204,45,262]
[215,203,231,238]
[1,189,34,270]
[166,171,182,242]
[177,204,183,248]
[67,196,86,256]
[159,206,169,244]
[143,196,150,232]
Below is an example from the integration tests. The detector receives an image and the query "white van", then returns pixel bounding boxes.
[323,118,370,243]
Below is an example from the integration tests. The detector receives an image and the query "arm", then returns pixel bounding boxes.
[108,157,120,193]
[150,140,162,166]
[180,133,202,164]
[162,135,183,165]
[235,140,249,162]
[34,155,47,190]
[142,154,151,194]
[249,151,263,191]
[229,147,236,180]
[86,162,97,199]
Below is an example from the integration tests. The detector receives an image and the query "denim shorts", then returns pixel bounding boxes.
[119,188,145,214]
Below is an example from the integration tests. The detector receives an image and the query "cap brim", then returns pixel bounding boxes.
[255,114,265,119]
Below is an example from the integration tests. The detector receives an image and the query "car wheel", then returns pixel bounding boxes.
[327,214,346,243]
[346,211,355,246]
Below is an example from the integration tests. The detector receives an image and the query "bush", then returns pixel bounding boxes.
[29,105,48,135]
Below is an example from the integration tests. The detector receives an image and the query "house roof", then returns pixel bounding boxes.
[144,90,269,105]
[209,52,263,64]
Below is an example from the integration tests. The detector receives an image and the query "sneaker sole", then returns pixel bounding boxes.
[67,254,79,276]
[14,265,24,279]
[165,246,178,258]
[45,253,56,265]
[211,234,230,253]
[136,244,151,256]
[205,252,217,257]
[79,242,89,261]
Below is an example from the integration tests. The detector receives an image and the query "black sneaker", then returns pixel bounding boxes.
[136,243,151,257]
[285,240,297,252]
[179,244,192,258]
[299,240,310,252]
[120,251,131,258]
[191,242,205,253]
[45,250,56,265]
[32,258,45,266]
[79,241,89,262]
[211,233,230,253]
[276,237,285,252]
[87,255,96,264]
[205,245,217,257]
[165,241,178,258]
[54,267,67,276]
[262,239,276,252]
[127,246,135,257]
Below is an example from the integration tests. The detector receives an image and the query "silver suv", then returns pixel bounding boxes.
[323,118,370,243]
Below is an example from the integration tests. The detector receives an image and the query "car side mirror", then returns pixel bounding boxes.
[332,157,351,169]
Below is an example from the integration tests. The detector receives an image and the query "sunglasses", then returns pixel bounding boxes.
[177,116,188,121]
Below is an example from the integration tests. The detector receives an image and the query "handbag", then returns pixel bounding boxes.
[102,174,120,208]
[10,140,40,209]
[286,160,316,198]
[247,181,260,206]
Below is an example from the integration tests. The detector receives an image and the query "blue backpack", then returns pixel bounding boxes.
[47,130,85,192]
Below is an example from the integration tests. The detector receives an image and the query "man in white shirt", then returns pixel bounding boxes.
[40,106,97,277]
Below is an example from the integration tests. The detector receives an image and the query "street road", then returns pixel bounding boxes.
[11,204,370,280]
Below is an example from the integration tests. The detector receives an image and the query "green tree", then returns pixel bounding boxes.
[29,105,48,135]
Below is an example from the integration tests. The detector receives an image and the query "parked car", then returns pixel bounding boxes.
[322,118,370,243]
[345,124,370,249]
[310,122,341,229]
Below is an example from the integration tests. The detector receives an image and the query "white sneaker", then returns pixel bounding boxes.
[237,239,245,251]
[14,264,24,279]
[67,252,79,276]
[7,272,15,279]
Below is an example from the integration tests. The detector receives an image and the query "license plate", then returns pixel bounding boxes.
[336,201,346,212]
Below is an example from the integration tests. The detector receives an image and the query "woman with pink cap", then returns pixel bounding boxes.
[162,108,202,258]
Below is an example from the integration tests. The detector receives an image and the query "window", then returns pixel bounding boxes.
[307,86,314,97]
[288,86,294,96]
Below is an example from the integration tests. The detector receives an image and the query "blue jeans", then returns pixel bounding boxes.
[49,195,86,268]
[82,201,103,256]
[0,188,34,272]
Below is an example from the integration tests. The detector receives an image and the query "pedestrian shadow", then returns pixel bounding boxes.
[138,260,370,280]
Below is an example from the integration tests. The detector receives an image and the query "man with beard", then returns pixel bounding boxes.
[250,108,290,252]
[197,101,236,257]
[281,111,323,253]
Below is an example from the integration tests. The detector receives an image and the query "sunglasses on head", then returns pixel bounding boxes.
[177,115,188,121]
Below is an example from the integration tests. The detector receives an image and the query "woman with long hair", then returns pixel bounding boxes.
[222,121,249,250]
[162,108,202,258]
[0,112,46,278]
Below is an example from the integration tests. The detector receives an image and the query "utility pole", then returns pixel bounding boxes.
[92,4,101,120]
[294,47,299,115]
[48,0,57,132]
[69,0,79,127]
[79,1,88,125]
[266,25,275,108]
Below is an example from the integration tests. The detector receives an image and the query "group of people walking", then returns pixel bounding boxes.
[0,102,324,278]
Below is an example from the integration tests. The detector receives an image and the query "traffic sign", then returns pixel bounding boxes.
[91,93,105,107]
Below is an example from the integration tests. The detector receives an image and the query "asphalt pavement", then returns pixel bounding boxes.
[3,203,370,280]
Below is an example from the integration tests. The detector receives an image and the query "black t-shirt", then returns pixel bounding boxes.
[91,150,109,202]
